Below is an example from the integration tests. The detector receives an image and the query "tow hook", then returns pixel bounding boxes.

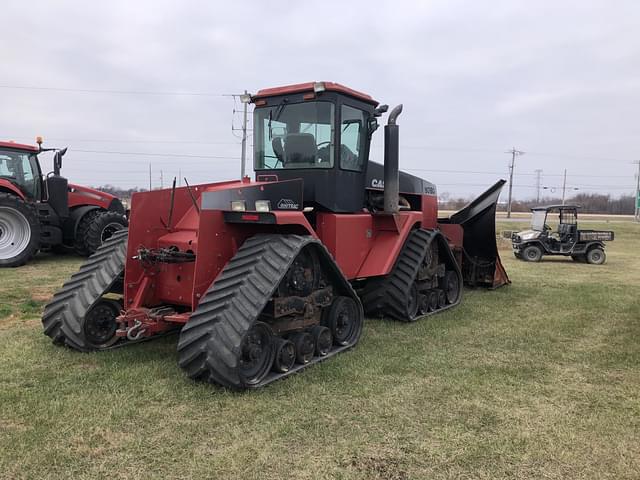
[126,319,147,341]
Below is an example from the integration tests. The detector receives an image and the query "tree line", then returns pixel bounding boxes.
[440,192,636,214]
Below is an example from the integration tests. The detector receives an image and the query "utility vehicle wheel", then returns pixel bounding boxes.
[522,245,543,262]
[238,322,275,386]
[324,296,362,346]
[586,247,606,265]
[444,271,460,304]
[83,298,121,348]
[85,211,128,256]
[0,193,40,267]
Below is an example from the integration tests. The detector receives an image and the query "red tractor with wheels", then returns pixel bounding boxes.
[42,82,509,390]
[0,139,128,267]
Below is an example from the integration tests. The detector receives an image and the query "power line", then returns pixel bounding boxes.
[70,148,240,160]
[0,84,231,97]
[0,135,240,145]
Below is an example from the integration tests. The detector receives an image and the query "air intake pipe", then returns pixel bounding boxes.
[384,104,403,213]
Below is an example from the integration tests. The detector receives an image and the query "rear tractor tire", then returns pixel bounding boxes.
[0,193,40,267]
[85,211,128,256]
[522,245,543,262]
[586,247,606,265]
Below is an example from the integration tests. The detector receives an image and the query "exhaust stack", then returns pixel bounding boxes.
[384,104,403,213]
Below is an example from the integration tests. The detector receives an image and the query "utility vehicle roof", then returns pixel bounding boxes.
[531,204,581,211]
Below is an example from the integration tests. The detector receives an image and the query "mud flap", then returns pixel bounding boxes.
[441,180,510,288]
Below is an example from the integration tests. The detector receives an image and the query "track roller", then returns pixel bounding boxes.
[272,338,296,373]
[311,325,332,356]
[292,332,315,365]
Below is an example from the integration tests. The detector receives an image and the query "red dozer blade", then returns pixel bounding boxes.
[441,180,510,289]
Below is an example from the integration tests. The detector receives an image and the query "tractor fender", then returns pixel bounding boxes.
[0,179,26,200]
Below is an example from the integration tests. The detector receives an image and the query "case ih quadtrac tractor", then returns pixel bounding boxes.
[0,139,128,267]
[512,204,614,264]
[42,82,509,390]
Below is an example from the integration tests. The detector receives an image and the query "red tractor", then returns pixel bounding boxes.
[0,139,128,267]
[42,82,509,390]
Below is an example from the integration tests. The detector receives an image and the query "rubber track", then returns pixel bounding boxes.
[177,234,362,390]
[362,228,462,321]
[41,229,128,351]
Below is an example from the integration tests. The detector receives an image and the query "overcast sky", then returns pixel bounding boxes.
[2,0,639,200]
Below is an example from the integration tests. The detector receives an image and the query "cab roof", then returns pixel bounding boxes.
[253,81,379,107]
[0,140,39,152]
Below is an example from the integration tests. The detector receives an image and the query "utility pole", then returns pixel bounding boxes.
[148,162,152,191]
[160,169,164,189]
[178,169,181,187]
[505,147,525,218]
[561,169,567,205]
[239,90,251,179]
[634,161,640,221]
[534,169,543,204]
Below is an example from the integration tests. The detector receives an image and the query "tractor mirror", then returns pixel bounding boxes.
[368,117,379,136]
[53,148,67,175]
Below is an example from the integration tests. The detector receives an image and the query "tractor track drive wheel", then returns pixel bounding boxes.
[0,193,40,267]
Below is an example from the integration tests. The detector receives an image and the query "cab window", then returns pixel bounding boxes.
[340,105,366,172]
[0,150,40,198]
[254,101,335,170]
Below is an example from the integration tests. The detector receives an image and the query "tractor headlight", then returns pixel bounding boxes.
[255,200,271,212]
[231,200,246,211]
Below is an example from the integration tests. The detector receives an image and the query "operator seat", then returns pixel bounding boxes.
[284,133,317,166]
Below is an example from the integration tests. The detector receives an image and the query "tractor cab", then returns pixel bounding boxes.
[0,142,43,200]
[252,82,382,213]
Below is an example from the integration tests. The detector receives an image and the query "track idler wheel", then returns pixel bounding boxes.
[238,322,275,386]
[324,296,362,346]
[311,325,332,356]
[292,332,315,364]
[83,298,121,349]
[272,338,296,373]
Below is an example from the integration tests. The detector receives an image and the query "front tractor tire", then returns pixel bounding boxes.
[0,193,40,268]
[522,245,543,262]
[586,247,606,265]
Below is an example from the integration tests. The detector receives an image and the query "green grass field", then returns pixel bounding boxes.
[1,221,638,479]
